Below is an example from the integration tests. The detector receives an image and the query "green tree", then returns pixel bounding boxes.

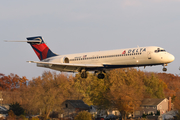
[73,72,111,108]
[143,73,165,98]
[74,111,92,120]
[9,102,25,116]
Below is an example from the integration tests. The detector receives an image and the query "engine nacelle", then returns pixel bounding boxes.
[60,56,69,63]
[49,56,69,63]
[37,56,69,68]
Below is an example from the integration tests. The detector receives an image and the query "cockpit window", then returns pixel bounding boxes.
[154,48,166,53]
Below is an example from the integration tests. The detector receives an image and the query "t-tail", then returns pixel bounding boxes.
[27,36,57,60]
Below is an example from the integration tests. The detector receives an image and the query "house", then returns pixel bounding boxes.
[134,97,171,118]
[89,105,120,118]
[0,105,8,119]
[161,110,178,120]
[61,100,90,118]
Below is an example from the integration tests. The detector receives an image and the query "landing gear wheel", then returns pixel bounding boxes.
[163,68,167,72]
[81,71,87,78]
[97,73,105,79]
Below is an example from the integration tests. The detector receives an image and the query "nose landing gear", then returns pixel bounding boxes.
[163,68,167,72]
[162,64,167,72]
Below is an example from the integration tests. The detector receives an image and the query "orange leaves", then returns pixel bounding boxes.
[157,73,180,99]
[108,68,144,114]
[0,73,28,91]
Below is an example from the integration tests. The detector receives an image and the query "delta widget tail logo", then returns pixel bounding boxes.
[27,36,57,60]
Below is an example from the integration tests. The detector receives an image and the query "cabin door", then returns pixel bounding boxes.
[147,51,151,59]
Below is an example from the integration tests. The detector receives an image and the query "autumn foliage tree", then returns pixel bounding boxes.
[19,71,75,120]
[108,68,144,120]
[2,68,180,119]
[0,73,28,105]
[0,73,28,91]
[73,68,167,120]
[73,72,111,108]
[74,111,92,120]
[157,73,180,98]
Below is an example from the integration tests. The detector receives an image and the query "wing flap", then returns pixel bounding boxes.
[27,61,103,68]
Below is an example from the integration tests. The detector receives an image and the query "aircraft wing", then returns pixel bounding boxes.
[27,61,103,72]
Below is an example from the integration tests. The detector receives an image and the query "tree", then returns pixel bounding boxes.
[74,111,92,120]
[143,73,165,98]
[0,73,28,91]
[19,71,74,120]
[108,68,144,120]
[6,110,16,120]
[9,102,25,116]
[73,72,111,108]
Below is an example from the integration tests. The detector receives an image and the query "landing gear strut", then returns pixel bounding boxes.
[81,70,87,78]
[162,64,167,72]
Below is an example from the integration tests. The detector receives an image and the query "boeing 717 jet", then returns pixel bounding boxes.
[7,36,175,79]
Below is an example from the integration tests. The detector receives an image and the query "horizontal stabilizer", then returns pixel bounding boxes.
[4,40,41,43]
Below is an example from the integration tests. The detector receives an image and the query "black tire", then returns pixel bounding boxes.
[97,73,105,79]
[81,72,87,78]
[163,68,167,72]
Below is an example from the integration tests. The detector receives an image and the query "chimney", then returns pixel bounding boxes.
[168,97,171,111]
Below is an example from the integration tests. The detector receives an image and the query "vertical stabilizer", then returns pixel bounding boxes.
[27,36,57,60]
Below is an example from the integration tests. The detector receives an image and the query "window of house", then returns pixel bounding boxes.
[148,111,154,115]
[135,111,140,115]
[65,104,68,108]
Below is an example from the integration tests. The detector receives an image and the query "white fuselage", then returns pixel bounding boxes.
[40,46,175,72]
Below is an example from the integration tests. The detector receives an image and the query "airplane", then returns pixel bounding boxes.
[7,36,175,79]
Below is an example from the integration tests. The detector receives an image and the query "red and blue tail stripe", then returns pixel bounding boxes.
[27,36,57,60]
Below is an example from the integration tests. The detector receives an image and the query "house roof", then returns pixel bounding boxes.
[140,98,165,106]
[0,106,8,112]
[65,100,89,109]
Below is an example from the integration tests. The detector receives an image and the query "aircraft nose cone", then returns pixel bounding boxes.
[169,54,175,62]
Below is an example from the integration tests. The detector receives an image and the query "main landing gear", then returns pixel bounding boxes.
[81,70,87,78]
[162,64,167,72]
[80,70,105,79]
[95,71,105,79]
[97,73,105,79]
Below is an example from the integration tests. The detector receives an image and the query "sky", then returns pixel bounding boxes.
[1,0,180,79]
